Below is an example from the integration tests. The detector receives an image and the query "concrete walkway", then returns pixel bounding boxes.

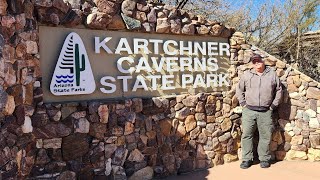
[164,161,320,180]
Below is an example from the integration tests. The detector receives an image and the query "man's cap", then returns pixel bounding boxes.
[250,54,264,62]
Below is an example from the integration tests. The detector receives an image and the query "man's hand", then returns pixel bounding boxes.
[233,106,243,114]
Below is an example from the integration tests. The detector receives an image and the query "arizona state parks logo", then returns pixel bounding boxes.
[50,32,96,96]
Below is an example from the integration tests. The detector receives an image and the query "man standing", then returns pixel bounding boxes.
[236,54,282,169]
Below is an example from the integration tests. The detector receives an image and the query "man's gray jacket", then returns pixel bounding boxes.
[236,67,283,111]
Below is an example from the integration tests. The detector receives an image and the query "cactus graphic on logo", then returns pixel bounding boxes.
[50,32,96,96]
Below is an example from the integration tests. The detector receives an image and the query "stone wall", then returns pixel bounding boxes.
[0,0,319,179]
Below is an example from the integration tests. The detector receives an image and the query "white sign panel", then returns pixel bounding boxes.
[50,32,96,95]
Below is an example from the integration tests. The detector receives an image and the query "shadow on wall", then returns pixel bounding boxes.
[268,83,295,161]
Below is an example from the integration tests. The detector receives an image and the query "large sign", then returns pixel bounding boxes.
[40,26,231,103]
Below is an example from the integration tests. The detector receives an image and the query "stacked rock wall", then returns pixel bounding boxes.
[0,0,320,179]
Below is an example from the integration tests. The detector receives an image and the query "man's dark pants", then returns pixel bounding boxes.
[241,107,273,162]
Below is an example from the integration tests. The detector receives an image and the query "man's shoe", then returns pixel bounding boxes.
[260,161,270,168]
[240,161,253,169]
